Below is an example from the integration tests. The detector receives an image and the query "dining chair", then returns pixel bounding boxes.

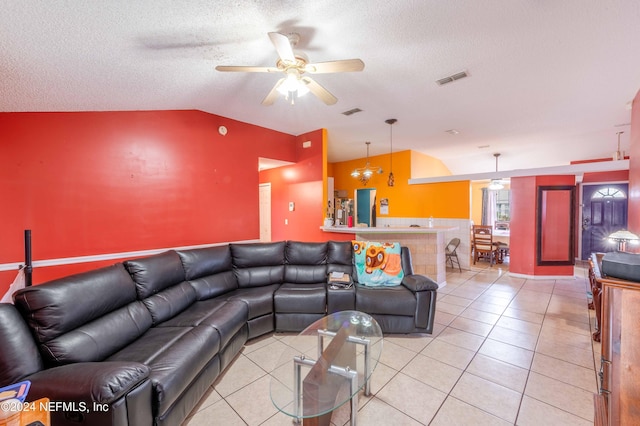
[445,238,462,272]
[472,225,498,266]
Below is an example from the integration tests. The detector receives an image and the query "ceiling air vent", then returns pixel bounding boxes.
[342,108,363,116]
[436,70,469,86]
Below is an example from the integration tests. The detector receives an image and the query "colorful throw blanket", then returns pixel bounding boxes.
[352,241,404,287]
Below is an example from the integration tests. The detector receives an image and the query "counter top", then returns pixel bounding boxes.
[321,226,458,234]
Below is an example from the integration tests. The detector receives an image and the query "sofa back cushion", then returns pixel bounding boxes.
[13,264,152,366]
[177,245,233,280]
[141,281,197,325]
[0,303,44,386]
[231,242,285,288]
[125,250,199,324]
[327,240,354,276]
[284,241,327,284]
[124,250,186,298]
[177,246,239,300]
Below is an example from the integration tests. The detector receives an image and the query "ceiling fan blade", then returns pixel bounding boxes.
[301,77,338,105]
[215,65,279,73]
[262,78,286,106]
[305,59,365,74]
[268,32,295,63]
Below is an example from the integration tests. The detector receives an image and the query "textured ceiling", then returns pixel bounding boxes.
[1,0,639,174]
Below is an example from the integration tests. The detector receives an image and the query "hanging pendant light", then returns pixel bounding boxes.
[488,153,504,190]
[351,142,383,186]
[613,131,624,161]
[386,118,397,186]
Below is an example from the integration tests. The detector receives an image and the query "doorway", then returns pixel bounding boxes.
[259,183,271,242]
[581,183,628,259]
[355,188,376,227]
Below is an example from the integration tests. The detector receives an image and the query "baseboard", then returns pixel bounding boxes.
[508,272,577,280]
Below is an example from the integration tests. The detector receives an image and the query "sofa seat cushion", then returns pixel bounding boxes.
[274,283,326,314]
[224,284,279,319]
[107,325,220,416]
[157,299,248,349]
[355,285,416,317]
[154,298,226,326]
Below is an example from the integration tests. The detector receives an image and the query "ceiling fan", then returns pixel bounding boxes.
[215,32,364,106]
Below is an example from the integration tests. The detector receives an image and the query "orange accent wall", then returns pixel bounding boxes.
[509,175,576,276]
[0,110,297,290]
[627,90,640,235]
[331,150,469,219]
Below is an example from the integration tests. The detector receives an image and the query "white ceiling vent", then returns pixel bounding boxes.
[436,71,469,86]
[342,108,363,116]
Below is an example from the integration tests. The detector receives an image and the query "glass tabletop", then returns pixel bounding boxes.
[269,310,383,420]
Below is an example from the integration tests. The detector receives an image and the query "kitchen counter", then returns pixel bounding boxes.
[320,226,457,234]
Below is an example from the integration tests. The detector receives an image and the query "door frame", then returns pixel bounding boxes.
[259,183,271,242]
[579,180,629,260]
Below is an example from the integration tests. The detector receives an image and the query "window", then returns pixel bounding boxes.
[496,189,511,222]
[482,188,511,230]
[591,187,626,199]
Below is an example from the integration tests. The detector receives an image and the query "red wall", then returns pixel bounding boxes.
[628,90,640,234]
[260,129,328,242]
[582,170,629,183]
[510,175,576,276]
[0,110,297,289]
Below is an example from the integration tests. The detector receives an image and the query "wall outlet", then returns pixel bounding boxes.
[285,219,288,225]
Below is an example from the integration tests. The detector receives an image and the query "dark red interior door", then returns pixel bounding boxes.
[581,184,628,259]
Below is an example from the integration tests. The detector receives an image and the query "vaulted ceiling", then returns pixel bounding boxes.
[2,1,639,174]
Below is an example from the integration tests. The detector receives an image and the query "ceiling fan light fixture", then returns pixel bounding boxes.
[276,71,309,99]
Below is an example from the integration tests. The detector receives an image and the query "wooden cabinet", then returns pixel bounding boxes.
[591,253,640,425]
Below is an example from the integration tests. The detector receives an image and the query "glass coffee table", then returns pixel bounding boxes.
[269,311,383,426]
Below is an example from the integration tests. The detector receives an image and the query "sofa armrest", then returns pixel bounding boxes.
[25,361,150,405]
[401,274,439,292]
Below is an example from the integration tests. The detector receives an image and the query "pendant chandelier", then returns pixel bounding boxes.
[386,118,397,186]
[351,142,383,186]
[488,153,504,190]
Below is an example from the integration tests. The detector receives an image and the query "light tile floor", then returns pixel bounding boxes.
[184,262,600,425]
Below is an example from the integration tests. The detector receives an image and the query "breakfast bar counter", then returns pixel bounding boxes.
[321,226,457,285]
